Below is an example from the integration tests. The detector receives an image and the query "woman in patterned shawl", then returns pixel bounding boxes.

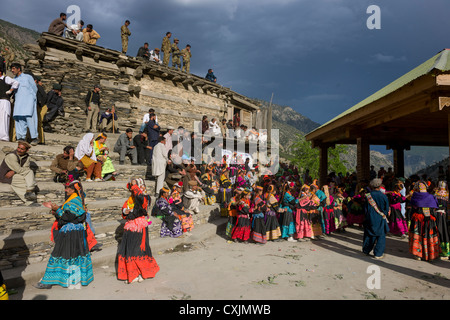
[152,187,183,238]
[35,180,94,289]
[408,180,440,261]
[250,186,267,244]
[169,182,194,233]
[231,188,252,242]
[226,188,243,239]
[434,181,450,259]
[386,181,408,237]
[279,182,297,242]
[117,178,160,283]
[93,133,118,181]
[263,184,282,241]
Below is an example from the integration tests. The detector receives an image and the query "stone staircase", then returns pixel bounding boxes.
[0,132,225,289]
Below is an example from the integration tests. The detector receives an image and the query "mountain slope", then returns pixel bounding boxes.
[0,19,40,61]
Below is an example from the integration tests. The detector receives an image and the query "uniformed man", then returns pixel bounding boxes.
[171,38,181,70]
[181,44,192,73]
[161,32,172,66]
[121,20,131,54]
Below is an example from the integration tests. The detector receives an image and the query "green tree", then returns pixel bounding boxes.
[290,134,349,180]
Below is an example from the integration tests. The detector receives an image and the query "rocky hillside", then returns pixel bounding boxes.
[0,19,40,62]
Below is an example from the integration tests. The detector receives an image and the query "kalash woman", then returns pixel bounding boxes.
[231,188,252,242]
[263,184,282,241]
[152,187,183,238]
[250,186,268,244]
[408,180,440,261]
[279,182,298,242]
[35,180,94,289]
[93,133,119,181]
[117,178,160,284]
[434,180,450,259]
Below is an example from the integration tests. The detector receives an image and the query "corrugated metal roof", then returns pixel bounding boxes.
[309,49,450,134]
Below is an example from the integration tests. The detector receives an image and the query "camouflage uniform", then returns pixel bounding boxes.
[161,34,171,66]
[121,24,131,54]
[171,39,181,70]
[181,46,192,73]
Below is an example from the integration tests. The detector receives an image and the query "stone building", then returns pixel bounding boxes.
[23,33,269,136]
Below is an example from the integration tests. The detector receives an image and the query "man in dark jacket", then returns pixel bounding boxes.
[137,43,150,60]
[146,113,160,164]
[362,178,390,259]
[43,83,64,132]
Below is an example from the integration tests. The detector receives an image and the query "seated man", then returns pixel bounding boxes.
[50,145,82,183]
[205,69,217,83]
[64,20,84,41]
[0,141,39,205]
[182,180,204,214]
[98,106,118,133]
[113,128,138,165]
[149,48,162,64]
[82,24,101,45]
[137,42,150,60]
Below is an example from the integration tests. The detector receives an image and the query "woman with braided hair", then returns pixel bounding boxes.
[408,180,440,261]
[35,180,94,289]
[117,178,160,283]
[433,180,450,259]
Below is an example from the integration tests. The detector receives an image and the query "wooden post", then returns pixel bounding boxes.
[319,144,328,187]
[393,148,405,178]
[356,137,370,182]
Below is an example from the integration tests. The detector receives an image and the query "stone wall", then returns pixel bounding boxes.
[23,33,264,136]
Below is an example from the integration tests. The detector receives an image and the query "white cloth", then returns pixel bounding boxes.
[149,50,162,64]
[0,100,11,141]
[164,132,173,153]
[75,133,96,161]
[209,121,221,136]
[152,142,168,176]
[142,113,158,124]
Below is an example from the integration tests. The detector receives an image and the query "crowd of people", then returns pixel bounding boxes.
[1,132,450,293]
[47,13,216,81]
[0,13,449,295]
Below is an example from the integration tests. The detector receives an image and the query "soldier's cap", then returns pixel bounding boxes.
[174,38,179,41]
[34,75,42,81]
[53,83,62,90]
[94,84,101,89]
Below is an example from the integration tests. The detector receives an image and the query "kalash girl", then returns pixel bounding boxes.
[250,186,268,244]
[93,133,118,181]
[263,184,282,241]
[231,188,252,242]
[169,181,194,234]
[279,182,298,242]
[226,188,243,240]
[117,178,160,284]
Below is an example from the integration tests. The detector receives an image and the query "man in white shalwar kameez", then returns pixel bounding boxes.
[10,63,39,145]
[152,135,168,196]
[0,67,19,141]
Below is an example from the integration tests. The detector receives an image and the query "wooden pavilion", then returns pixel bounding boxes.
[305,49,450,186]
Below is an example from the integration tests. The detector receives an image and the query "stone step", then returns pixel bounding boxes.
[2,217,228,289]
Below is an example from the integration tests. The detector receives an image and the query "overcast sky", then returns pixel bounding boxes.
[3,0,450,126]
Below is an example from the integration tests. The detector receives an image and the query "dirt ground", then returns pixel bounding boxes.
[8,224,450,303]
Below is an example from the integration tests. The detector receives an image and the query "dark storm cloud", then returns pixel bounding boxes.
[3,0,450,125]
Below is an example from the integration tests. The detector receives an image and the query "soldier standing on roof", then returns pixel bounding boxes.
[161,32,172,66]
[121,20,131,54]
